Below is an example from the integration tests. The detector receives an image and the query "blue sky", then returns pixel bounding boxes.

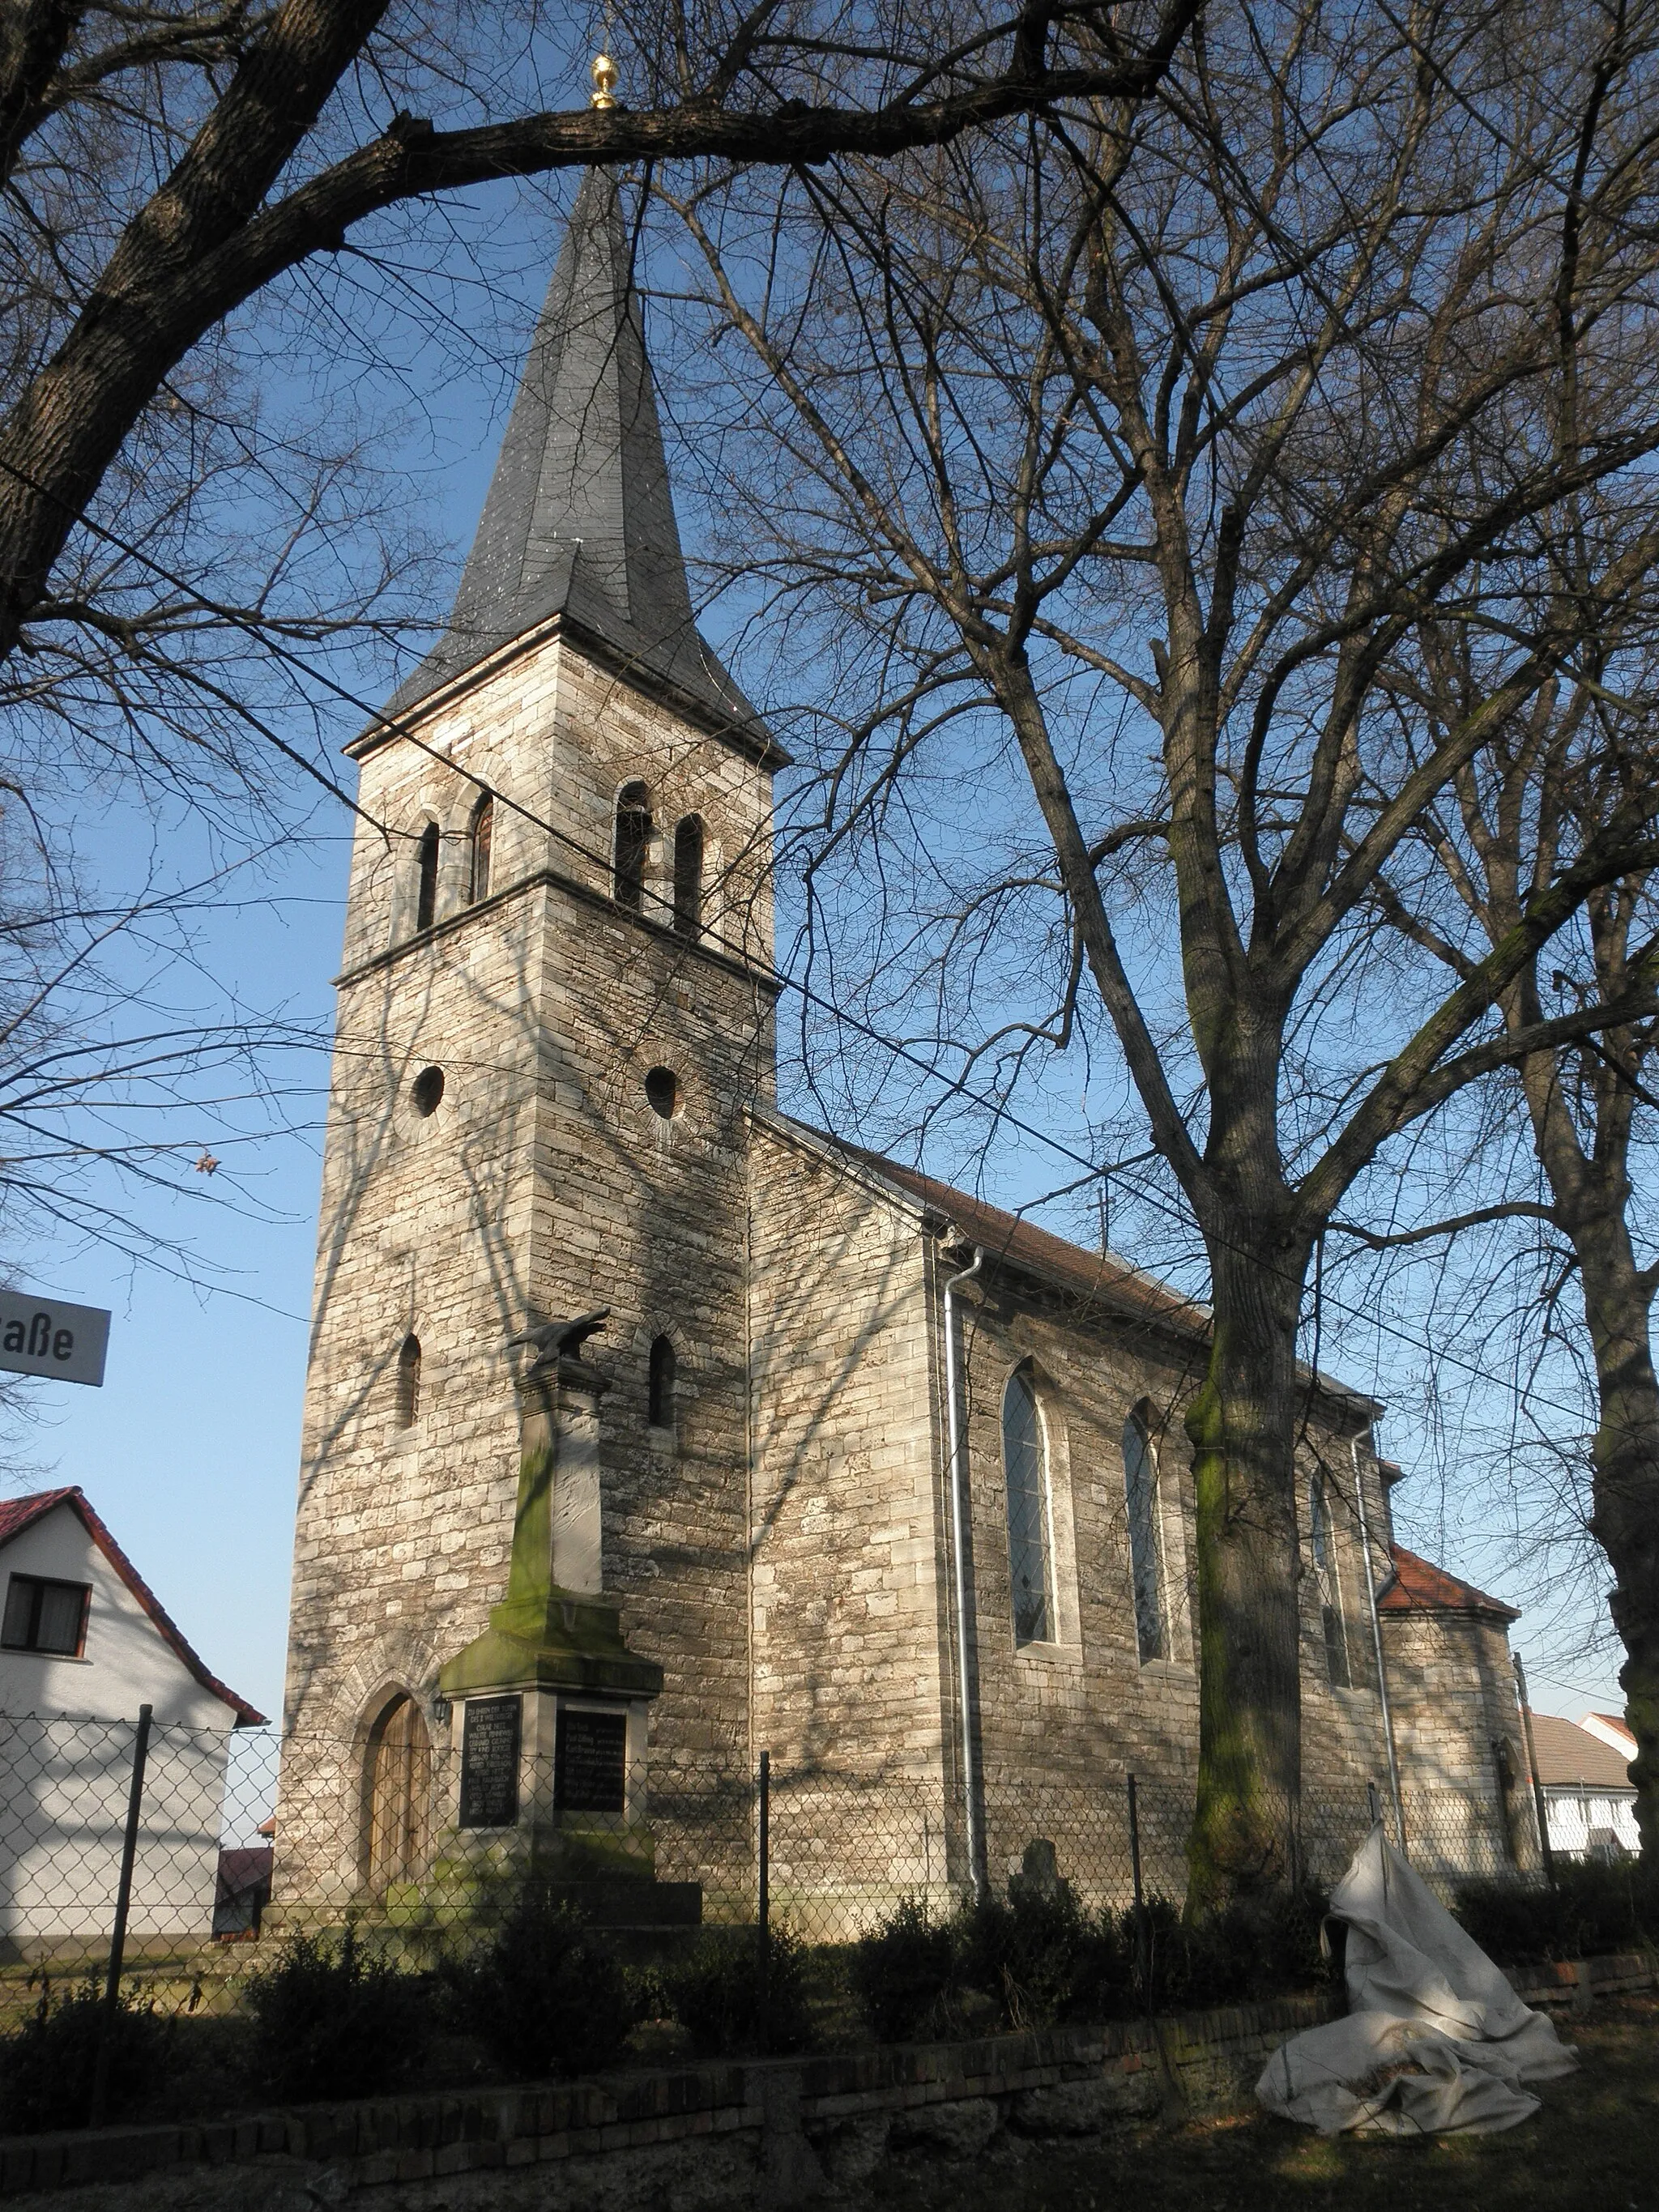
[3,176,1628,1736]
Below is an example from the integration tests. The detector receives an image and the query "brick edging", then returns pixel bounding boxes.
[0,1986,1400,2198]
[1510,1949,1658,2011]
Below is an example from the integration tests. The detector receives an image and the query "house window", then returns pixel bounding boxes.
[648,1334,676,1430]
[1002,1366,1052,1646]
[414,820,440,932]
[396,1334,421,1429]
[614,783,650,910]
[2,1575,90,1656]
[468,795,493,905]
[672,816,704,938]
[1311,1477,1351,1687]
[1124,1407,1166,1663]
[363,1693,432,1890]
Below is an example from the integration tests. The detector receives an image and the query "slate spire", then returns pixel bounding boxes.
[388,171,757,733]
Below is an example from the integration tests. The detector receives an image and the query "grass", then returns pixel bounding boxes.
[864,1997,1659,2212]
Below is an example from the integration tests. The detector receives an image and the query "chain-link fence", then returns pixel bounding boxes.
[0,1703,1553,2019]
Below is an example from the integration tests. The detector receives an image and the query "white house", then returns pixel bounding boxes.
[0,1487,263,1952]
[1527,1710,1640,1861]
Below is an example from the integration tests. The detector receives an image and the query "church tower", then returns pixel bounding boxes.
[279,172,783,1907]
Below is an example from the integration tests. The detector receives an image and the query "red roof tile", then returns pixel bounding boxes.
[1378,1542,1518,1623]
[857,1149,1210,1337]
[790,1124,1377,1417]
[0,1488,264,1724]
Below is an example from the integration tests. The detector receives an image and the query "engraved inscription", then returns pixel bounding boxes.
[458,1694,521,1828]
[555,1708,627,1813]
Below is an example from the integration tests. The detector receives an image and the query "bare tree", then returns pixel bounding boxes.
[0,0,1205,1292]
[0,789,327,1276]
[1354,616,1659,1843]
[659,0,1659,1900]
[0,0,1196,711]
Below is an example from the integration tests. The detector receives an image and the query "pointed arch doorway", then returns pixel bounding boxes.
[363,1693,433,1892]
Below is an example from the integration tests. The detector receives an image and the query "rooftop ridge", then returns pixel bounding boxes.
[0,1485,264,1724]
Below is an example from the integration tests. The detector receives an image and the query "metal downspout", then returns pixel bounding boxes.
[1353,1437,1407,1852]
[944,1245,985,1902]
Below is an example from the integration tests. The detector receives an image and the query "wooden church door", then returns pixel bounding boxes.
[365,1694,432,1890]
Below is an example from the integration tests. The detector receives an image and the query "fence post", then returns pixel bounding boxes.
[1367,1780,1381,1827]
[89,1703,152,2129]
[1126,1774,1149,1996]
[1513,1656,1557,1889]
[757,1750,770,2048]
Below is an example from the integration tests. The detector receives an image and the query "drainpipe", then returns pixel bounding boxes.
[944,1243,985,1902]
[1353,1437,1406,1853]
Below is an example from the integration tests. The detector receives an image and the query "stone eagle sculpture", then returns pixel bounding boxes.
[505,1308,610,1380]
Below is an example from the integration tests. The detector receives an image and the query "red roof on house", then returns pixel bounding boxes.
[1378,1542,1519,1623]
[1525,1713,1635,1792]
[0,1487,265,1724]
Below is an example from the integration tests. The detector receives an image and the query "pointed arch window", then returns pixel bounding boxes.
[614,782,651,910]
[648,1334,677,1431]
[414,820,440,933]
[672,816,704,938]
[395,1333,421,1429]
[1124,1407,1166,1663]
[467,794,493,905]
[1002,1366,1052,1646]
[1311,1476,1350,1687]
[363,1693,432,1891]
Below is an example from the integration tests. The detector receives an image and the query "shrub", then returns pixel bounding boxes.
[1171,1881,1333,2008]
[241,1928,429,2103]
[443,1891,640,2078]
[851,1895,957,2042]
[1455,1858,1659,1963]
[955,1889,1129,2029]
[666,1924,812,2055]
[1120,1892,1186,2012]
[0,1976,172,2132]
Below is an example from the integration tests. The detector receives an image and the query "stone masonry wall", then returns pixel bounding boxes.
[281,628,776,1901]
[951,1266,1399,1900]
[1382,1609,1538,1876]
[746,1121,957,1913]
[0,1994,1350,2206]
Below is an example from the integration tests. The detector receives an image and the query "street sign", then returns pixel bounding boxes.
[0,1291,110,1387]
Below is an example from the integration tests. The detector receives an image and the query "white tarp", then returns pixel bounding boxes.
[1256,1824,1577,2135]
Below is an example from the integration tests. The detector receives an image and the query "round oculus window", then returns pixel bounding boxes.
[411,1065,445,1117]
[645,1066,680,1119]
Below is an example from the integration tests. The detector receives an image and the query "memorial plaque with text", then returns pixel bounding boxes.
[554,1708,627,1813]
[458,1695,521,1828]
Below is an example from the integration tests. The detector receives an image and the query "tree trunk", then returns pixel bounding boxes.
[1571,1220,1659,1852]
[1184,1230,1307,1912]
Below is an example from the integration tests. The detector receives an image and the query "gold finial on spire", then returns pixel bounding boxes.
[590,52,617,107]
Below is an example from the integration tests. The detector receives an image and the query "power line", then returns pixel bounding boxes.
[0,451,1631,1443]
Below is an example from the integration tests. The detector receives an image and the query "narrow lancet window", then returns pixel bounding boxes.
[1002,1366,1052,1646]
[468,795,493,905]
[395,1333,421,1429]
[615,782,651,910]
[1124,1407,1166,1663]
[672,816,704,938]
[1311,1477,1350,1687]
[648,1334,676,1430]
[414,820,440,933]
